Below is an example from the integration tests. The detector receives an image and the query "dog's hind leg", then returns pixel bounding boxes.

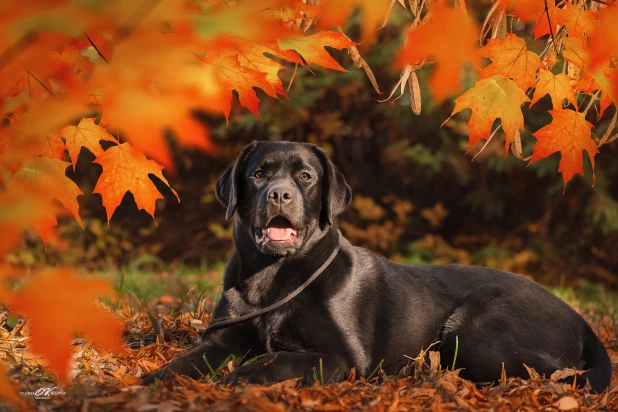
[437,286,580,385]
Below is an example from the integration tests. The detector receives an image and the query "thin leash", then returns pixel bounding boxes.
[206,232,342,332]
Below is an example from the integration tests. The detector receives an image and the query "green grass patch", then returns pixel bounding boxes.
[106,256,225,301]
[550,277,618,319]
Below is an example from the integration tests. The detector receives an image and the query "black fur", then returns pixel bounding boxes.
[143,141,611,393]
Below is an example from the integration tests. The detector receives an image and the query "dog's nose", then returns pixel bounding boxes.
[268,185,294,206]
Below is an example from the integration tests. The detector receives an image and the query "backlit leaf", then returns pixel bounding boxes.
[278,31,356,72]
[62,117,118,170]
[447,75,530,153]
[512,0,561,39]
[479,33,543,90]
[14,157,83,229]
[555,2,596,39]
[530,109,598,186]
[197,53,278,121]
[215,35,302,97]
[317,0,392,45]
[531,71,576,110]
[93,143,179,222]
[396,2,480,100]
[588,7,618,70]
[7,267,123,379]
[0,178,65,255]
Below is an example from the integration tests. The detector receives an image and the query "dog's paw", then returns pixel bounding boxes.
[141,367,172,386]
[141,357,201,386]
[221,367,271,385]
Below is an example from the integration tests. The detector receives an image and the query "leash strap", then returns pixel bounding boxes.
[206,232,342,332]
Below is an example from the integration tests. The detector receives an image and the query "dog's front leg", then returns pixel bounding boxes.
[222,352,350,385]
[141,326,261,385]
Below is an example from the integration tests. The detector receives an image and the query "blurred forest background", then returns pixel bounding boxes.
[8,3,618,294]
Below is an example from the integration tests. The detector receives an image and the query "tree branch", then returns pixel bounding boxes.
[85,33,108,63]
[590,0,614,6]
[27,70,59,100]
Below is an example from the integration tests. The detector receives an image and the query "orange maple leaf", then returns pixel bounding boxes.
[91,31,220,167]
[14,157,83,229]
[588,7,618,70]
[7,267,123,379]
[0,115,66,174]
[215,35,303,97]
[479,33,544,90]
[62,118,118,170]
[574,69,615,118]
[396,2,480,100]
[262,0,320,21]
[555,2,597,39]
[531,70,577,110]
[0,97,88,172]
[512,0,561,39]
[197,53,278,121]
[317,0,392,45]
[587,8,618,99]
[447,75,530,153]
[0,364,23,408]
[100,86,215,168]
[0,69,52,102]
[562,37,589,69]
[46,46,95,76]
[530,109,598,186]
[0,178,64,256]
[93,142,179,222]
[277,31,357,72]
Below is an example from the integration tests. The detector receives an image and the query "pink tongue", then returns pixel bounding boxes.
[268,227,295,241]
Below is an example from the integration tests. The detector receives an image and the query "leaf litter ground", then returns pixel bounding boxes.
[2,291,618,411]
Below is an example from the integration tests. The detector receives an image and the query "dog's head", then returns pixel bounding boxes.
[215,141,352,256]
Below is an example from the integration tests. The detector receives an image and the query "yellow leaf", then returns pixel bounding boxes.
[531,71,577,110]
[447,75,530,153]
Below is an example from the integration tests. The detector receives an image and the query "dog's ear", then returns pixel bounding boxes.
[216,142,260,220]
[313,146,352,226]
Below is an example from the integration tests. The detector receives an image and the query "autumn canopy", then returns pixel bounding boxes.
[1,0,618,403]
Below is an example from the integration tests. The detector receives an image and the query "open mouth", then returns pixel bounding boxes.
[255,215,298,244]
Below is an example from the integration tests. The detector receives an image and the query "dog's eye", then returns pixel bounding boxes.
[299,172,311,181]
[254,170,265,179]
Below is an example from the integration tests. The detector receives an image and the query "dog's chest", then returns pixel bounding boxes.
[222,282,302,352]
[255,311,287,352]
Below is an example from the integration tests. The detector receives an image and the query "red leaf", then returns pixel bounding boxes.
[530,109,598,187]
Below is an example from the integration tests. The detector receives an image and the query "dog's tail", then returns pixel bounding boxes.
[580,322,612,393]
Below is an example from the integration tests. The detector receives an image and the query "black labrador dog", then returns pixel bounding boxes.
[143,141,611,392]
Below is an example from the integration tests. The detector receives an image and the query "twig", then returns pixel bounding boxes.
[287,63,298,93]
[85,33,109,63]
[598,112,617,147]
[26,70,59,100]
[590,0,614,5]
[583,90,601,115]
[472,124,502,161]
[544,0,560,56]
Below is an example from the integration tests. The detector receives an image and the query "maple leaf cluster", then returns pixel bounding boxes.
[394,0,618,188]
[0,0,360,393]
